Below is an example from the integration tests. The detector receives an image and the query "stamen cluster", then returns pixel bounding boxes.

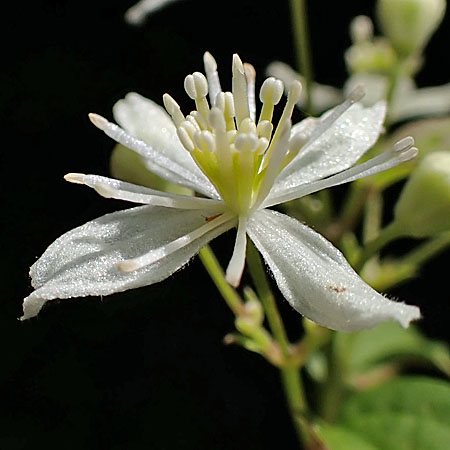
[163,53,303,216]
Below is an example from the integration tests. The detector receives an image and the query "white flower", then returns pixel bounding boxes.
[22,53,421,331]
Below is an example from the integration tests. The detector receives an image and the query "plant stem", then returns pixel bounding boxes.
[400,231,450,267]
[198,245,245,316]
[246,240,309,448]
[289,0,314,115]
[354,222,403,272]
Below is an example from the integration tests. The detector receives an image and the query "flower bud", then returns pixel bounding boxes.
[376,0,446,56]
[394,152,450,237]
[345,39,398,74]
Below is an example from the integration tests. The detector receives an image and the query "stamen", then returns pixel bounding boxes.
[244,63,256,122]
[263,137,418,208]
[203,52,222,106]
[259,77,284,123]
[252,121,292,211]
[215,92,236,131]
[64,173,225,210]
[261,81,302,170]
[176,126,195,152]
[234,133,259,152]
[239,118,257,135]
[193,130,216,153]
[162,94,185,126]
[118,213,235,272]
[225,217,248,287]
[232,54,250,128]
[184,72,210,124]
[190,110,209,130]
[256,120,273,141]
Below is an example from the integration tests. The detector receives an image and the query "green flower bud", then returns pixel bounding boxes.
[376,0,446,57]
[345,39,398,74]
[394,152,450,237]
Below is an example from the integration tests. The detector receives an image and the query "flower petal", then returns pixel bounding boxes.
[112,92,218,198]
[269,101,386,198]
[247,209,420,332]
[22,206,233,320]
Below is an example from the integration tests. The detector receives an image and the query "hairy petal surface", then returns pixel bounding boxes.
[113,92,218,198]
[247,209,420,332]
[269,102,386,198]
[22,206,233,320]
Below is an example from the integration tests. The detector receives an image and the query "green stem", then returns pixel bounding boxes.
[354,222,403,273]
[246,240,290,354]
[289,0,314,115]
[198,245,245,316]
[246,240,309,448]
[400,231,450,267]
[385,59,404,126]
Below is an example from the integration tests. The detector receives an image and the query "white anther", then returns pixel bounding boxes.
[177,127,195,152]
[88,113,108,130]
[64,173,86,184]
[163,94,185,126]
[256,120,273,141]
[394,136,415,153]
[209,107,226,132]
[347,85,365,102]
[184,72,209,100]
[398,147,418,162]
[288,80,303,104]
[193,130,216,153]
[186,115,201,131]
[259,77,284,106]
[288,132,309,153]
[239,118,257,135]
[234,133,259,152]
[227,130,237,143]
[216,92,235,116]
[232,53,250,127]
[204,51,222,106]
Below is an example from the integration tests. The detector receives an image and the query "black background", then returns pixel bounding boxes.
[1,1,449,449]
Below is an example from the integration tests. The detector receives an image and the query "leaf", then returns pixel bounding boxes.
[317,424,379,450]
[337,321,450,381]
[340,376,450,450]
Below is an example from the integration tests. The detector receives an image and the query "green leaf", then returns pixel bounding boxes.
[338,322,450,380]
[341,376,450,450]
[317,424,379,450]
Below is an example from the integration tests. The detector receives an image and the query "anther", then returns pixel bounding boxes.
[64,173,86,184]
[234,133,259,152]
[190,110,208,130]
[177,126,195,152]
[184,72,209,100]
[239,118,257,135]
[215,92,236,131]
[232,54,250,128]
[256,120,273,141]
[203,52,222,106]
[394,136,415,153]
[193,130,216,153]
[259,77,284,124]
[209,107,226,132]
[163,94,185,126]
[88,113,108,130]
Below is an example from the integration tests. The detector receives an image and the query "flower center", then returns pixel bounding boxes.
[163,53,303,216]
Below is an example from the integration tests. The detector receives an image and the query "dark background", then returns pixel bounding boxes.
[1,1,449,449]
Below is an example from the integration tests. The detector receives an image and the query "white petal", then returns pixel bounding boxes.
[269,101,386,198]
[112,92,218,198]
[247,210,420,332]
[65,173,225,210]
[22,206,233,320]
